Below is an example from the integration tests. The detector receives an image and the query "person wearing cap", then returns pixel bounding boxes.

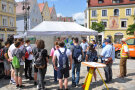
[118,38,129,78]
[101,39,115,83]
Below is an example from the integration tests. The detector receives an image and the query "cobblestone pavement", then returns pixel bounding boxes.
[0,58,135,90]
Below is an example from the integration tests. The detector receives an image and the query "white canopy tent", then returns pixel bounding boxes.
[27,21,98,36]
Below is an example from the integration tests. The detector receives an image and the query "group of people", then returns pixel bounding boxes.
[0,36,130,90]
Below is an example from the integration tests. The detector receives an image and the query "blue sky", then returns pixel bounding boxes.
[15,0,86,24]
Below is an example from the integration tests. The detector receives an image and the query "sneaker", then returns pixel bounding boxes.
[16,84,19,89]
[64,88,68,90]
[72,84,76,87]
[25,76,29,79]
[19,85,25,88]
[10,80,16,85]
[29,77,34,80]
[10,80,12,84]
[37,85,39,89]
[34,82,37,86]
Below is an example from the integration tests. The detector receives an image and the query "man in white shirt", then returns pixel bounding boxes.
[80,39,89,61]
[25,40,34,80]
[53,41,72,90]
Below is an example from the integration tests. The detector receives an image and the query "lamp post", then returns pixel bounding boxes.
[22,0,30,36]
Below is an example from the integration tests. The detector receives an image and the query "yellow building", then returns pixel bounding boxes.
[0,0,16,41]
[39,2,51,21]
[87,0,134,43]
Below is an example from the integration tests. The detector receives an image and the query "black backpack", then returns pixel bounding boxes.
[72,46,82,63]
[58,49,69,69]
[35,49,46,69]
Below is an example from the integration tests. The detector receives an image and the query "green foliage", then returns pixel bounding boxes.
[90,22,105,33]
[127,24,135,35]
[126,15,135,35]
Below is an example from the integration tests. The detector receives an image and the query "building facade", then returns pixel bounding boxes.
[87,0,135,43]
[39,2,51,21]
[49,6,57,21]
[0,0,16,41]
[16,0,42,34]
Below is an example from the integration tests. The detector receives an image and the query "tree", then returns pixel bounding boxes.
[90,22,105,33]
[127,15,135,36]
[127,23,135,35]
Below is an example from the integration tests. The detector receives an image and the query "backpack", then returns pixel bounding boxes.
[73,46,82,63]
[24,46,29,59]
[58,49,68,69]
[12,50,20,68]
[35,49,46,69]
[0,48,4,61]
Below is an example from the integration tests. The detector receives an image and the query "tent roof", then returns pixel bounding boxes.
[27,21,98,36]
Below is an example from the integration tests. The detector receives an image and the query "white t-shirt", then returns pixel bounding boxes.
[80,42,89,52]
[8,44,16,59]
[54,48,71,67]
[26,45,33,60]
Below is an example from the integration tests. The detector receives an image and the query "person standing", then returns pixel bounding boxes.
[3,41,11,79]
[53,41,72,90]
[101,39,115,83]
[8,39,17,85]
[25,40,34,80]
[80,39,89,61]
[118,38,129,78]
[50,41,59,83]
[85,43,98,82]
[12,41,25,88]
[72,38,83,87]
[35,40,48,90]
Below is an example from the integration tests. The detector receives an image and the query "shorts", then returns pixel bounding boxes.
[10,63,14,70]
[15,65,24,78]
[34,65,38,73]
[57,67,69,79]
[3,60,10,70]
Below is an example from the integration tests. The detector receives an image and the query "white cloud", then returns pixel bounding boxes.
[72,12,85,25]
[57,13,64,17]
[15,0,23,2]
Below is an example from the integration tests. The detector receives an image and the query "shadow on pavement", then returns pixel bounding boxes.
[127,73,135,77]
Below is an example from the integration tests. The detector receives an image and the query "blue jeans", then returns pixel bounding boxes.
[72,63,81,85]
[83,52,86,61]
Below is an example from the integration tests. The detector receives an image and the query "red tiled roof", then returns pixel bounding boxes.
[38,3,44,12]
[49,7,53,14]
[88,0,135,7]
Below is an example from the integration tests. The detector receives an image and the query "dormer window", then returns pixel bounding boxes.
[98,0,104,4]
[112,0,120,3]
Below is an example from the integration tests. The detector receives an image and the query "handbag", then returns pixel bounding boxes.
[105,46,113,64]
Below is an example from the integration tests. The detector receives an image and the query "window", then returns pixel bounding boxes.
[98,0,104,3]
[114,9,119,16]
[92,10,97,17]
[126,9,131,16]
[126,39,135,45]
[0,34,4,41]
[112,0,120,3]
[9,4,14,13]
[9,18,14,27]
[102,21,107,27]
[2,16,8,26]
[1,2,7,12]
[102,10,107,16]
[121,21,127,28]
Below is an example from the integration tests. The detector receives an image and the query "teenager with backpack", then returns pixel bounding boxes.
[53,41,72,90]
[12,41,25,88]
[3,41,11,79]
[35,40,48,90]
[24,40,34,80]
[50,41,59,83]
[85,43,98,83]
[72,38,83,87]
